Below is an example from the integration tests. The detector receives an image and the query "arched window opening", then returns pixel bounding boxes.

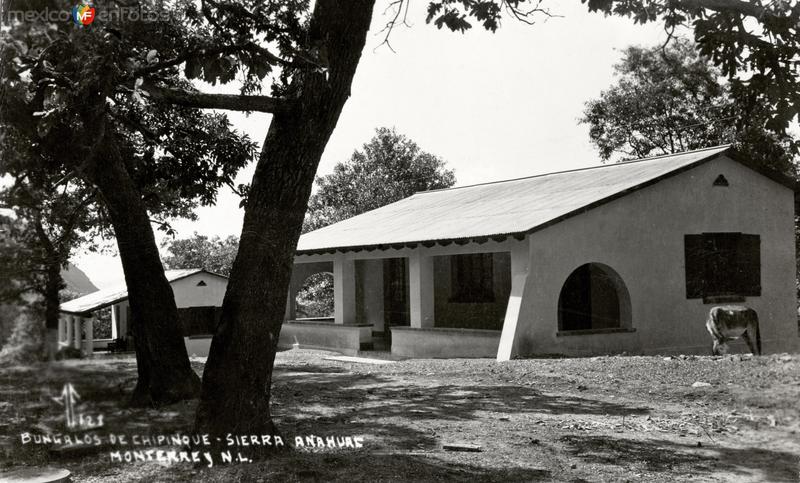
[558,263,630,332]
[295,272,334,319]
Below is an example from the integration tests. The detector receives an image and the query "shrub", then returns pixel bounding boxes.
[0,309,44,365]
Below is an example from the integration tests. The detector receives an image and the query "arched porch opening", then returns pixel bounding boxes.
[558,263,631,332]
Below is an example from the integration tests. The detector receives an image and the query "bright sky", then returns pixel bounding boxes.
[75,1,668,288]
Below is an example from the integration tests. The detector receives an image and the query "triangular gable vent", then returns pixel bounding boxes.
[196,280,207,287]
[713,174,729,187]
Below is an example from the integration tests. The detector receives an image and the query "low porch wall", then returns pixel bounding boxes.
[391,327,501,358]
[279,320,373,356]
[92,339,112,351]
[178,321,377,358]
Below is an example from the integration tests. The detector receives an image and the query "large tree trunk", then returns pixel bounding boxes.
[42,259,63,360]
[195,0,375,447]
[88,151,201,406]
[31,216,63,361]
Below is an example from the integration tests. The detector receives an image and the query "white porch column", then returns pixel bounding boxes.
[72,317,82,350]
[497,240,530,361]
[57,317,66,347]
[408,252,435,328]
[65,316,73,348]
[284,265,299,321]
[111,305,119,339]
[334,256,357,325]
[284,290,293,321]
[82,317,94,357]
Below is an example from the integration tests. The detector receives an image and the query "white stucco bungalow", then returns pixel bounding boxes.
[283,146,799,359]
[58,268,227,356]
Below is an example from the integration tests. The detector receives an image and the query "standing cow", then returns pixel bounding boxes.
[706,306,761,356]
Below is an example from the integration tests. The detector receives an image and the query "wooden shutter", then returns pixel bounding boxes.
[684,235,705,298]
[736,234,761,296]
[705,233,740,296]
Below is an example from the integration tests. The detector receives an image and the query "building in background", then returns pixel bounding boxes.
[59,268,227,356]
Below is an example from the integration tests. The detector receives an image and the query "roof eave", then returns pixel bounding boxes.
[59,295,127,317]
[295,232,528,256]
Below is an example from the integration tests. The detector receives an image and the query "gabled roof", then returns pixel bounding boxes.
[296,146,793,255]
[60,268,226,316]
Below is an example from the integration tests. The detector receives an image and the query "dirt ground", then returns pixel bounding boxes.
[0,349,798,482]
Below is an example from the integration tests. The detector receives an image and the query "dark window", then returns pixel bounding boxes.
[684,233,760,299]
[383,258,409,327]
[558,264,622,331]
[177,306,221,337]
[450,253,494,303]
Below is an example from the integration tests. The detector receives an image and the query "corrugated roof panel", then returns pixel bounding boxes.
[60,268,205,315]
[297,146,731,253]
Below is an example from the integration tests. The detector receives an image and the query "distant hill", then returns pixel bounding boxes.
[61,263,98,295]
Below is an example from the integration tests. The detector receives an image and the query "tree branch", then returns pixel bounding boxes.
[132,41,297,78]
[505,0,560,25]
[55,190,97,248]
[376,0,411,53]
[0,285,39,302]
[676,0,773,20]
[142,84,286,113]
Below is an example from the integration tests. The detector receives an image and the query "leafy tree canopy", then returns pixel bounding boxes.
[162,233,239,277]
[304,127,456,232]
[584,0,799,138]
[581,40,798,176]
[0,0,258,231]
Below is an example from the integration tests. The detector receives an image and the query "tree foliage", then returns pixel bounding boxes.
[581,40,798,175]
[0,309,44,366]
[304,127,456,232]
[0,0,260,402]
[0,14,258,225]
[579,0,800,143]
[1,0,257,370]
[0,111,99,304]
[162,233,239,277]
[0,177,96,360]
[295,273,334,319]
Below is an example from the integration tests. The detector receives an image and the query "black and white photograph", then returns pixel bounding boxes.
[0,0,798,481]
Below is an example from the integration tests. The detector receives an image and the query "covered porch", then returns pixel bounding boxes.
[56,313,96,356]
[58,302,129,356]
[285,237,530,359]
